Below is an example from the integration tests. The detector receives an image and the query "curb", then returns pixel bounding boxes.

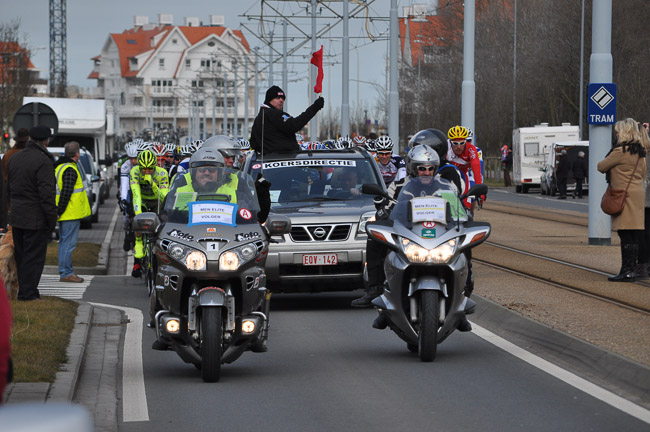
[47,302,93,402]
[471,295,650,408]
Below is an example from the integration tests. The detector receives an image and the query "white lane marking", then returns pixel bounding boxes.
[40,275,94,299]
[472,322,650,425]
[90,302,149,422]
[104,205,121,245]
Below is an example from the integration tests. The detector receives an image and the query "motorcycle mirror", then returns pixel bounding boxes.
[361,183,389,199]
[265,214,292,236]
[132,212,161,234]
[460,184,488,201]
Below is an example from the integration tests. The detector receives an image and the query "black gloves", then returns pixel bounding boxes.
[313,96,325,110]
[256,173,272,190]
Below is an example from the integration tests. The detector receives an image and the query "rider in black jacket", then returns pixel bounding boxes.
[250,85,324,154]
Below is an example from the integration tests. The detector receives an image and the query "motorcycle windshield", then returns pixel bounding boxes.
[390,176,468,228]
[164,166,261,226]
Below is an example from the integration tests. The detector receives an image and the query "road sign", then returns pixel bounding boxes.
[13,102,59,136]
[587,83,616,125]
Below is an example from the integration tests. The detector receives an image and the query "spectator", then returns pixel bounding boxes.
[597,118,646,282]
[250,85,324,154]
[637,122,650,280]
[571,151,588,199]
[503,145,513,187]
[54,141,91,283]
[2,128,29,182]
[7,125,57,301]
[556,149,570,199]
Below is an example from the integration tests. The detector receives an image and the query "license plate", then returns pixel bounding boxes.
[302,254,338,266]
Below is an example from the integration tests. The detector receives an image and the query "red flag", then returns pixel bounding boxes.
[310,45,324,94]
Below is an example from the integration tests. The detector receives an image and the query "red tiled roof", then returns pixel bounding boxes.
[88,71,99,79]
[0,41,35,69]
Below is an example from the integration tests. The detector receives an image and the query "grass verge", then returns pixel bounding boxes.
[10,297,79,382]
[46,242,100,267]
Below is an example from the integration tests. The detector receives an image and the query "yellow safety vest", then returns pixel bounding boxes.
[55,162,91,221]
[175,172,239,209]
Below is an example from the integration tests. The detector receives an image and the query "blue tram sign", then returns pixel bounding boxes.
[588,83,616,125]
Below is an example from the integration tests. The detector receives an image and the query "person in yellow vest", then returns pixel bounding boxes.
[54,141,91,283]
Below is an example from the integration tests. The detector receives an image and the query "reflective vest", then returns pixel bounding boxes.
[55,162,91,221]
[174,172,239,210]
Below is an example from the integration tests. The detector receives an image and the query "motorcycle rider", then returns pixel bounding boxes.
[374,135,406,186]
[130,149,170,277]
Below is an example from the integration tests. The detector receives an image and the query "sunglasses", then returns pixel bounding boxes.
[197,166,218,174]
[417,166,435,172]
[377,151,392,155]
[450,140,466,146]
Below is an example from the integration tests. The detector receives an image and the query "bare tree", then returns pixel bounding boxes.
[0,19,32,150]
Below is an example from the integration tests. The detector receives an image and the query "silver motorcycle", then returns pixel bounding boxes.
[362,178,490,362]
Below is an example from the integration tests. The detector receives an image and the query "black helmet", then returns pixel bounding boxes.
[408,129,447,163]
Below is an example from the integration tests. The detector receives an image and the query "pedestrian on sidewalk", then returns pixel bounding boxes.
[636,122,650,280]
[556,149,570,199]
[501,144,513,187]
[7,125,57,301]
[571,151,588,198]
[54,141,91,283]
[597,118,647,282]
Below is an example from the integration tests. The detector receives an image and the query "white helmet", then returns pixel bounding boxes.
[125,143,138,158]
[375,135,393,152]
[202,135,241,158]
[237,138,251,151]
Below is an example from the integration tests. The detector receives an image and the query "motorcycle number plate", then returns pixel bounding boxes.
[302,254,338,266]
[204,242,220,252]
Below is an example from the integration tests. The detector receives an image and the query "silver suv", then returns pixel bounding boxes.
[245,148,384,292]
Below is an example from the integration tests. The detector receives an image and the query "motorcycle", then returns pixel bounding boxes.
[362,178,490,362]
[133,166,291,382]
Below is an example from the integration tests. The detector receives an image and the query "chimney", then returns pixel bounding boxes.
[158,13,174,26]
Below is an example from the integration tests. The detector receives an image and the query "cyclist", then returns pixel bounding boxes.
[119,142,140,251]
[374,135,406,186]
[353,135,367,147]
[236,138,251,169]
[445,125,483,212]
[130,149,169,277]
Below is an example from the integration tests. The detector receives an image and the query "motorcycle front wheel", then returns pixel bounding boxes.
[200,307,223,382]
[418,290,439,362]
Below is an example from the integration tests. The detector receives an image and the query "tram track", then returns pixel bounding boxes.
[474,241,650,316]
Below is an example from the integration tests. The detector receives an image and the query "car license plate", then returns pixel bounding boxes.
[302,254,338,266]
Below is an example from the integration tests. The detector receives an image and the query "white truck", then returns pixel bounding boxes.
[512,123,580,193]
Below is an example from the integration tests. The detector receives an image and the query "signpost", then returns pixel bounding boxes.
[587,83,616,125]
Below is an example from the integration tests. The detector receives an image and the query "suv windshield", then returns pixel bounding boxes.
[79,153,95,176]
[250,157,382,205]
[164,167,260,225]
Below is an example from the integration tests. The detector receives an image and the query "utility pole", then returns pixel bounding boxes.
[49,0,67,97]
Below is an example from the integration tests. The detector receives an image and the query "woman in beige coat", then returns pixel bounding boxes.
[597,118,647,282]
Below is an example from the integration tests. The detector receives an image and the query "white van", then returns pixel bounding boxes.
[540,141,589,196]
[512,123,580,193]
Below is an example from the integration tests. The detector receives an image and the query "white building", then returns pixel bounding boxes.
[88,14,258,141]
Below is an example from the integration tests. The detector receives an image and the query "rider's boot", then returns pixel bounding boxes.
[151,339,169,350]
[131,258,142,278]
[132,236,144,278]
[372,311,388,329]
[123,231,134,252]
[351,284,382,308]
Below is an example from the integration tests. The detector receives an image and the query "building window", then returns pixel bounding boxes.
[159,58,165,69]
[200,59,211,68]
[191,80,204,88]
[172,38,178,44]
[185,59,191,68]
[133,96,143,106]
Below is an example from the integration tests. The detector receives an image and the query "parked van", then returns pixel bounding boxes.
[512,123,580,193]
[540,141,589,196]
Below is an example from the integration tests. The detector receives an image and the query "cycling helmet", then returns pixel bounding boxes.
[150,142,167,157]
[295,133,304,143]
[353,135,366,146]
[447,125,470,140]
[136,140,150,153]
[337,135,353,149]
[405,144,440,177]
[375,135,393,152]
[364,139,376,152]
[137,149,157,169]
[172,146,183,159]
[408,129,448,163]
[125,143,138,158]
[237,138,251,151]
[466,128,474,142]
[202,135,240,159]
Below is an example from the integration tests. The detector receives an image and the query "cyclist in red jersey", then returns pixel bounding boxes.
[446,125,483,212]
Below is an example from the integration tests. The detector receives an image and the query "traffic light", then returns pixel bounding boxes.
[2,132,8,144]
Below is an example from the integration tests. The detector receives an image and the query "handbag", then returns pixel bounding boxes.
[600,156,641,216]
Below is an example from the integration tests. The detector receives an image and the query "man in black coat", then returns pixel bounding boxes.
[7,125,57,301]
[250,85,324,154]
[555,149,570,199]
[571,151,588,199]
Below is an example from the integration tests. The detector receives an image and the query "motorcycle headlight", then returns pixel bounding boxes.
[185,250,207,271]
[219,251,240,271]
[358,211,376,234]
[401,238,457,264]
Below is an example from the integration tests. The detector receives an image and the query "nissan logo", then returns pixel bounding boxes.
[313,227,327,239]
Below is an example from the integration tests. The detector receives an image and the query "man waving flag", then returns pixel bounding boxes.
[310,45,324,94]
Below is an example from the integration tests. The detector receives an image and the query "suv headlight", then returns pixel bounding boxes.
[219,242,261,271]
[400,238,457,264]
[166,241,207,271]
[358,211,376,234]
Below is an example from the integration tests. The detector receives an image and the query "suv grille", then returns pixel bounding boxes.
[290,224,351,242]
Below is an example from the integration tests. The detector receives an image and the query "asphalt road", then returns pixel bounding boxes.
[81,276,649,432]
[488,186,589,212]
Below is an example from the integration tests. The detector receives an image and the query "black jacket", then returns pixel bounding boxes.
[250,102,321,154]
[556,155,571,179]
[571,157,588,180]
[7,141,57,231]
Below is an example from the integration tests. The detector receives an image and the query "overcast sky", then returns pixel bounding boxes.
[3,0,409,115]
